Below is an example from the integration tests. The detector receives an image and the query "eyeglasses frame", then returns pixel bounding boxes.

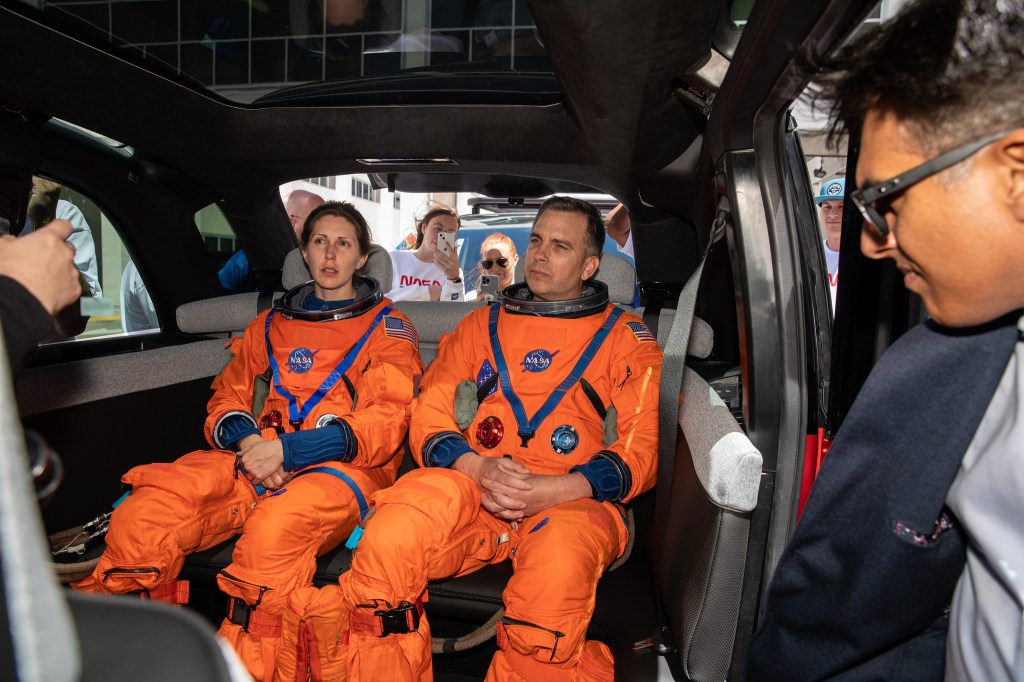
[850,129,1014,238]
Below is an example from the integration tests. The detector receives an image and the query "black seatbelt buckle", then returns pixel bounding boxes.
[227,597,253,632]
[377,600,420,636]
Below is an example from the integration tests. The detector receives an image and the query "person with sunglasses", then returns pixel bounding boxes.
[466,231,520,301]
[747,1,1024,681]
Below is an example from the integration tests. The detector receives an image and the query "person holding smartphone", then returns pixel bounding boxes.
[388,204,466,301]
[466,231,520,302]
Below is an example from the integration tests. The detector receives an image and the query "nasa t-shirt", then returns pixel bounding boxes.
[388,250,465,302]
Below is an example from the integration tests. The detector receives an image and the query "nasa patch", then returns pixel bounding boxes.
[477,359,498,397]
[287,347,319,374]
[520,349,559,373]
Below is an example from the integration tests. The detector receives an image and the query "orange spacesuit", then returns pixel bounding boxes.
[73,277,422,681]
[328,280,661,681]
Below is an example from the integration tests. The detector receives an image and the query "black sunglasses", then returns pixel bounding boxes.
[851,129,1013,238]
[481,257,510,269]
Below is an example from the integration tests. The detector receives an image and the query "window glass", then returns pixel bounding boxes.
[21,176,159,340]
[22,0,558,106]
[196,202,252,294]
[730,0,756,27]
[791,0,898,318]
[280,178,630,302]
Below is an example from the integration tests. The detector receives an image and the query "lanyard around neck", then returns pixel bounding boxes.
[487,303,622,446]
[264,305,391,429]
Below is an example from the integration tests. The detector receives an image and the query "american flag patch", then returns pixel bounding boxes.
[384,316,417,344]
[626,321,655,342]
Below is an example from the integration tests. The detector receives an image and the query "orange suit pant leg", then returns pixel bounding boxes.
[217,466,372,682]
[342,468,507,682]
[486,499,626,682]
[72,449,255,596]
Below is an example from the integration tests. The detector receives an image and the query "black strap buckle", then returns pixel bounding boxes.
[376,600,420,636]
[228,597,253,632]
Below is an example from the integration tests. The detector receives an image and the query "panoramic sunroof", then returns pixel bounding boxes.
[23,0,559,105]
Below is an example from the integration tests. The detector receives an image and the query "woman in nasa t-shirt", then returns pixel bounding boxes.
[389,205,466,301]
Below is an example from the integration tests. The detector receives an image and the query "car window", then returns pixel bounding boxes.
[197,203,250,294]
[22,0,559,107]
[281,178,633,300]
[21,176,159,341]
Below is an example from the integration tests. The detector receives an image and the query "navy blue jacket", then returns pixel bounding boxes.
[747,315,1021,681]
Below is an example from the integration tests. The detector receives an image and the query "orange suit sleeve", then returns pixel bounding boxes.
[599,324,662,503]
[203,312,269,449]
[342,311,425,469]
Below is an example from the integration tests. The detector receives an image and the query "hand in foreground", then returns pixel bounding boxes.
[454,454,533,521]
[0,220,80,315]
[238,438,286,483]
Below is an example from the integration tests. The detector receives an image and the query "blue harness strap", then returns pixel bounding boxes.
[264,305,392,428]
[293,466,370,521]
[488,304,624,446]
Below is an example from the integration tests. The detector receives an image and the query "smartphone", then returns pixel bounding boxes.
[480,273,499,295]
[436,231,454,256]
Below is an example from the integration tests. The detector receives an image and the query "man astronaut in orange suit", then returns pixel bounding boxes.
[333,195,663,681]
[74,202,422,680]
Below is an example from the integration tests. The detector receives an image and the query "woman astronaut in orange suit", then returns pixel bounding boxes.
[73,201,422,680]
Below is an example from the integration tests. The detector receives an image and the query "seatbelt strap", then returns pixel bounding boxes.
[655,213,727,525]
[227,597,282,637]
[139,579,190,605]
[350,596,425,637]
[257,287,277,314]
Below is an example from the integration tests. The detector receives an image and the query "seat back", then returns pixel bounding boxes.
[512,251,637,308]
[0,324,79,682]
[177,244,394,335]
[658,368,761,681]
[650,234,763,681]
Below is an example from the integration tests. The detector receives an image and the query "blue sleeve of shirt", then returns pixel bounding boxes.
[218,250,257,294]
[280,421,354,472]
[423,432,476,468]
[571,451,630,502]
[218,414,261,452]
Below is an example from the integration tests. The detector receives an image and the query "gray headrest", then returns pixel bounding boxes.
[512,252,636,305]
[282,244,393,293]
[363,244,393,294]
[282,249,310,289]
[596,254,637,305]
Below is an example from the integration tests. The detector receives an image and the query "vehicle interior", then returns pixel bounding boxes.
[0,0,919,680]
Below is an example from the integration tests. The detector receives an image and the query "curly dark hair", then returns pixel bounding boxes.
[806,0,1024,154]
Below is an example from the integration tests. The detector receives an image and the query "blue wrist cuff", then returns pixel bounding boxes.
[218,414,260,452]
[423,432,475,469]
[280,420,353,471]
[571,451,631,502]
